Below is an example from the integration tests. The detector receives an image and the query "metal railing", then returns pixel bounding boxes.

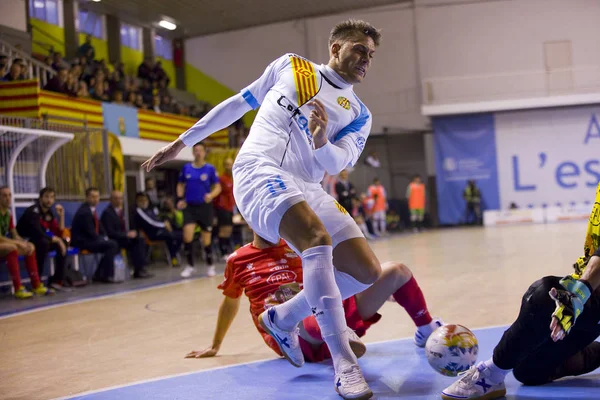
[0,38,56,87]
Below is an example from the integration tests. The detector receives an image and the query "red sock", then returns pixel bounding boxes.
[393,276,432,327]
[25,252,41,288]
[5,250,21,290]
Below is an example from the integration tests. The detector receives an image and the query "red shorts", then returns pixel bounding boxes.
[299,296,382,362]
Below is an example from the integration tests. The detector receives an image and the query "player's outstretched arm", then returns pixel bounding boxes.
[143,94,252,171]
[549,253,600,341]
[185,295,241,358]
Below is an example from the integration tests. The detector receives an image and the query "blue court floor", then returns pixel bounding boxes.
[62,326,600,400]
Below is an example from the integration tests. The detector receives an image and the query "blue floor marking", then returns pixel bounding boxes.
[64,326,600,399]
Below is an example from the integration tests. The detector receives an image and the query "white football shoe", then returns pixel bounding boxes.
[441,362,507,400]
[258,308,304,368]
[334,364,373,400]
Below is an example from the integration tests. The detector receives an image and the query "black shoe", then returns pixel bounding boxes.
[134,270,154,279]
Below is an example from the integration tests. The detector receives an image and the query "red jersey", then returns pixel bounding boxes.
[213,174,235,212]
[218,240,303,355]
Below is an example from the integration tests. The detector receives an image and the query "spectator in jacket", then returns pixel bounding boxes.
[71,187,119,283]
[16,187,68,289]
[101,191,152,279]
[335,169,356,214]
[134,192,181,266]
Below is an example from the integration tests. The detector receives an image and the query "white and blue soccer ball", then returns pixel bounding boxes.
[425,324,479,377]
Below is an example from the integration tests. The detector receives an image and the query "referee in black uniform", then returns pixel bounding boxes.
[177,142,221,278]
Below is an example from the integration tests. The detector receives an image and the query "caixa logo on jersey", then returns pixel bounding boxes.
[267,270,297,285]
[277,95,313,146]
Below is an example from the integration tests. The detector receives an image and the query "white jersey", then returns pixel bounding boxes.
[237,53,372,183]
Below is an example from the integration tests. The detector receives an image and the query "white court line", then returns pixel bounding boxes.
[52,324,508,400]
[0,278,201,321]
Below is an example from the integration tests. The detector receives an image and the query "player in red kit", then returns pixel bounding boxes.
[186,233,442,362]
[213,158,235,259]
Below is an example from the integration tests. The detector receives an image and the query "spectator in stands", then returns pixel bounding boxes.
[0,55,7,78]
[17,187,68,290]
[90,80,109,102]
[71,187,119,283]
[144,177,160,210]
[137,58,154,82]
[153,61,167,83]
[160,196,183,232]
[77,34,95,61]
[161,95,175,114]
[0,186,52,298]
[126,91,136,107]
[368,177,388,236]
[80,56,94,77]
[214,158,235,259]
[463,179,482,225]
[51,52,66,71]
[152,95,162,113]
[113,62,126,82]
[101,191,152,279]
[134,192,181,267]
[335,169,356,214]
[134,93,147,109]
[112,90,124,104]
[3,60,23,82]
[70,63,82,83]
[44,67,71,94]
[77,81,89,98]
[139,79,153,105]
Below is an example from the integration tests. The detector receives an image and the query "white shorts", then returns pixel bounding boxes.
[233,157,363,248]
[373,210,386,220]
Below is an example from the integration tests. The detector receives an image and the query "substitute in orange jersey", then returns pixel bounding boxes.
[186,233,443,362]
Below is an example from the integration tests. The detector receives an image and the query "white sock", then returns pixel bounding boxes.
[300,245,356,371]
[381,218,387,233]
[274,268,372,331]
[483,358,510,383]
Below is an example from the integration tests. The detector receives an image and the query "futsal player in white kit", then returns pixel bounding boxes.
[143,20,382,399]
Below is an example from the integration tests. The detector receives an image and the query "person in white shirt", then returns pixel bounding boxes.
[143,19,382,400]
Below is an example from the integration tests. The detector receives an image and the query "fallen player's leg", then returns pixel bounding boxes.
[297,261,443,362]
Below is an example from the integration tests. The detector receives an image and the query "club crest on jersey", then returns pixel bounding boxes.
[200,173,208,181]
[334,200,349,215]
[337,96,351,110]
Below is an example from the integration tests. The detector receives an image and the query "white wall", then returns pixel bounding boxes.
[185,20,306,95]
[0,0,27,32]
[417,0,600,103]
[185,4,427,133]
[495,105,600,209]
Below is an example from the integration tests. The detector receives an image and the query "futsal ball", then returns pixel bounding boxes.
[425,324,479,377]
